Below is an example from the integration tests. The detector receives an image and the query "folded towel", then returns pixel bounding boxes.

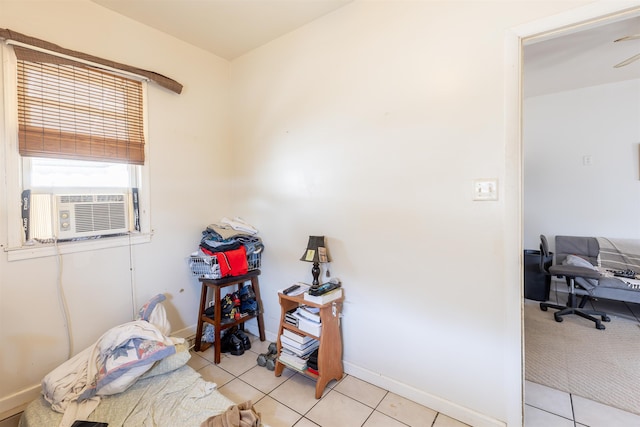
[220,217,258,235]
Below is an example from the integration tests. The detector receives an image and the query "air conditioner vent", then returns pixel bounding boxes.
[56,193,130,239]
[75,203,127,233]
[59,194,125,204]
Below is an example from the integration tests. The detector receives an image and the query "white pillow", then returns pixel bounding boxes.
[563,254,598,289]
[563,254,597,270]
[137,294,171,336]
[94,337,177,396]
[141,342,191,379]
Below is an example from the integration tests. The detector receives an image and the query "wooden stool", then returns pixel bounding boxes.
[194,270,265,363]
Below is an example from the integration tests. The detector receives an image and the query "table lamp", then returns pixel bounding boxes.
[300,235,330,291]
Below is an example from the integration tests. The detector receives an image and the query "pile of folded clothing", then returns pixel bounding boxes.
[191,217,264,279]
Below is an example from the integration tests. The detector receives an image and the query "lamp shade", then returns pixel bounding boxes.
[300,235,330,263]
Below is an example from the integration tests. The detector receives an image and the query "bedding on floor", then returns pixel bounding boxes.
[19,294,263,427]
[20,363,239,427]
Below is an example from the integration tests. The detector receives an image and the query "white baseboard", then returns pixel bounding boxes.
[343,361,506,427]
[0,384,40,418]
[171,325,197,339]
[183,321,504,425]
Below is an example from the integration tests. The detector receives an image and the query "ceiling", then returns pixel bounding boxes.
[90,1,639,96]
[524,14,640,97]
[90,0,353,60]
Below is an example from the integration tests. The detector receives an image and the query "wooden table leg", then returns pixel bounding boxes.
[194,282,207,352]
[251,276,266,341]
[213,285,222,364]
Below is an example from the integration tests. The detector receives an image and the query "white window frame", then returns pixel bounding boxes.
[1,43,152,261]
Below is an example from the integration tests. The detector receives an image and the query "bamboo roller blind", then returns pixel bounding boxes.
[2,27,184,165]
[17,50,145,165]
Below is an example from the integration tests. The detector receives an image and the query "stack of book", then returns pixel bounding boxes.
[307,348,319,375]
[303,287,343,304]
[292,306,322,336]
[296,305,320,323]
[284,308,298,327]
[279,329,319,371]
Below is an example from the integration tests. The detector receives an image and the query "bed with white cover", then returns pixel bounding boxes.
[19,295,258,427]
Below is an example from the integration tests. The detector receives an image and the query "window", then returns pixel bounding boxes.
[2,44,151,258]
[1,28,181,259]
[26,157,135,189]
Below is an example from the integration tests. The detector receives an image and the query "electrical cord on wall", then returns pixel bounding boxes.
[128,232,138,320]
[54,238,74,359]
[52,233,136,360]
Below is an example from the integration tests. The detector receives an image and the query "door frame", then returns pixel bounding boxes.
[505,1,640,425]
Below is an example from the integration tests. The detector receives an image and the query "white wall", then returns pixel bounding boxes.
[0,0,232,413]
[0,0,606,426]
[524,78,640,250]
[228,2,590,426]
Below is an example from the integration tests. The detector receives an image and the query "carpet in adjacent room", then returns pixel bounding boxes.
[524,299,640,416]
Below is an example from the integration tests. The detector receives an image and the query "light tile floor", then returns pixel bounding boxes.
[5,282,640,427]
[524,279,640,427]
[0,336,469,427]
[188,337,470,427]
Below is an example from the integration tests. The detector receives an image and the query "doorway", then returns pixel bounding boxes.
[511,2,640,424]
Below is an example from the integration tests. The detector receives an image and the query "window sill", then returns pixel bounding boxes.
[5,232,153,261]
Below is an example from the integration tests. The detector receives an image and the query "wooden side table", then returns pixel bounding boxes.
[275,291,344,398]
[194,270,265,363]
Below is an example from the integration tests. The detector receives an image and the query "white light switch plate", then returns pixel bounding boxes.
[473,179,498,201]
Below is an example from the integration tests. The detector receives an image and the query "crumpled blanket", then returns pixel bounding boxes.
[200,401,262,427]
[41,345,101,426]
[42,296,180,427]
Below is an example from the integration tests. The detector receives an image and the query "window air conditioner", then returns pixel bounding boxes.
[25,193,130,241]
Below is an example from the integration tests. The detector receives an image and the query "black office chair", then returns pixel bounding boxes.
[538,234,611,330]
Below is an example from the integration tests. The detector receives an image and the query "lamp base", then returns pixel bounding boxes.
[310,262,321,291]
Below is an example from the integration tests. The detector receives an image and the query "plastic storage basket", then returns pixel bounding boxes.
[188,251,261,279]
